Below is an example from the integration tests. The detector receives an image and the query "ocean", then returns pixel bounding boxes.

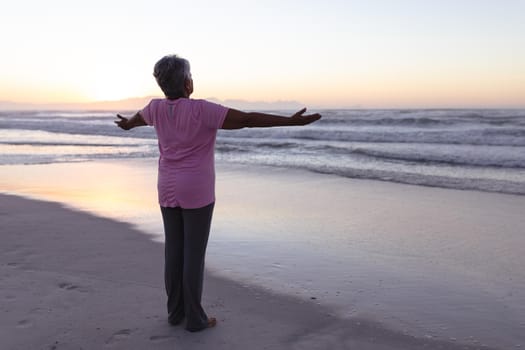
[1,108,524,195]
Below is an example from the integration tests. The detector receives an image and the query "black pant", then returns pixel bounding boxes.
[160,202,214,331]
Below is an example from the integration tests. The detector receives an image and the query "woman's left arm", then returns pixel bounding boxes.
[114,112,147,130]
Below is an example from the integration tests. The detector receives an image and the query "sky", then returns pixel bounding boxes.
[0,0,524,108]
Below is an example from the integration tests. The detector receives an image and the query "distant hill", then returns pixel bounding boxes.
[0,97,304,111]
[207,98,303,111]
[0,97,157,111]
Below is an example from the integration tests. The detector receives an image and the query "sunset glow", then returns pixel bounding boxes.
[1,0,524,108]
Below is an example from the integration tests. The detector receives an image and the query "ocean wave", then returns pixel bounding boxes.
[216,154,525,196]
[0,141,141,147]
[314,109,525,127]
[215,138,525,169]
[0,150,158,165]
[218,127,525,146]
[346,146,525,169]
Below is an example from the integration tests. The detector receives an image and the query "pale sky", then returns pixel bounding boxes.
[1,0,524,108]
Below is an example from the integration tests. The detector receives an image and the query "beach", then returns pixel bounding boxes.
[1,159,524,349]
[2,0,525,345]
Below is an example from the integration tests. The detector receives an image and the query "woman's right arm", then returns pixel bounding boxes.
[114,112,147,130]
[221,108,321,130]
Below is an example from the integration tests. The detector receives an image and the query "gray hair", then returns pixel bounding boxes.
[153,55,191,99]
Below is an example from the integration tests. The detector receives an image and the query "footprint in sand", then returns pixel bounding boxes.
[105,329,134,345]
[57,282,89,292]
[16,319,32,328]
[149,335,177,343]
[58,282,79,290]
[5,294,17,301]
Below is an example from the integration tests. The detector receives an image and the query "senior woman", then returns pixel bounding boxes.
[115,54,321,332]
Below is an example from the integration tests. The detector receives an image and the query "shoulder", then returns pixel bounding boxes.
[148,98,167,106]
[189,98,227,112]
[186,99,228,129]
[140,98,169,125]
[142,98,167,111]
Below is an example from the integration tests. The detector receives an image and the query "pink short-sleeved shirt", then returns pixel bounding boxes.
[140,98,228,209]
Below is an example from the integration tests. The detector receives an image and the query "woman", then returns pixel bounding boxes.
[115,54,321,332]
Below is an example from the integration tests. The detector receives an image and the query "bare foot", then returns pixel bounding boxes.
[187,317,217,332]
[207,317,217,328]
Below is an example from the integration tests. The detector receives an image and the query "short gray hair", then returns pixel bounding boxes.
[153,55,191,99]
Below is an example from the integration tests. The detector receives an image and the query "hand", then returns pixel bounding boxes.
[114,114,131,130]
[290,108,322,126]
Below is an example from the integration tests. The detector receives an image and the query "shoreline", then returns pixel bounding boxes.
[2,159,525,348]
[1,155,524,198]
[0,193,502,350]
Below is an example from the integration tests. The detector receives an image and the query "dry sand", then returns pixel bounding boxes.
[0,193,502,350]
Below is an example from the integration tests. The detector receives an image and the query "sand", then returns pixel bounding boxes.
[0,193,507,350]
[2,159,524,349]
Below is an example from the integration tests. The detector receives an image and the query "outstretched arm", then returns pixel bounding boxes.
[221,108,321,130]
[114,112,147,130]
